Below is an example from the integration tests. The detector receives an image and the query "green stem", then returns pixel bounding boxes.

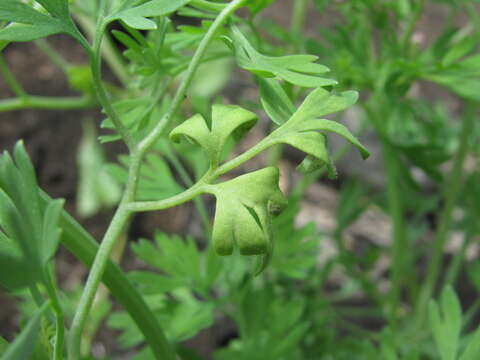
[383,139,407,325]
[67,206,132,360]
[0,96,96,112]
[74,12,130,87]
[39,191,174,360]
[415,107,475,327]
[89,17,133,149]
[44,270,65,360]
[214,137,272,177]
[127,182,208,212]
[0,54,27,99]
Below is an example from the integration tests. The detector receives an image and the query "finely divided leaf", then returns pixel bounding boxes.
[0,0,82,42]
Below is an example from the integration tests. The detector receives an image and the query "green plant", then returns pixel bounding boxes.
[1,1,479,359]
[0,0,368,359]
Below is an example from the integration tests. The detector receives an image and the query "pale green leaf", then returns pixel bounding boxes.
[170,104,257,166]
[209,167,287,273]
[268,88,368,165]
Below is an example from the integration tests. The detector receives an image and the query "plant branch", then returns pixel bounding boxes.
[0,96,96,112]
[74,12,130,87]
[89,18,134,149]
[127,182,208,212]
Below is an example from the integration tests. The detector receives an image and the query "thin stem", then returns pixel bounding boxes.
[67,206,133,360]
[0,96,96,112]
[138,0,247,155]
[0,54,27,99]
[80,232,127,357]
[214,137,272,177]
[416,107,475,327]
[127,183,208,212]
[74,12,130,87]
[45,272,65,360]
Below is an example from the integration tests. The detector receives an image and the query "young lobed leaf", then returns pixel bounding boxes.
[170,104,257,167]
[267,87,368,172]
[208,167,287,273]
